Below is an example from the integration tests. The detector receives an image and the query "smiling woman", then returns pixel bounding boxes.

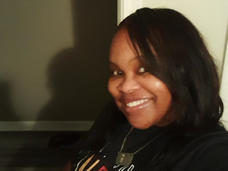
[65,8,228,171]
[108,28,172,129]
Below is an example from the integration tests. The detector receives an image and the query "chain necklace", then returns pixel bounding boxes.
[115,127,163,167]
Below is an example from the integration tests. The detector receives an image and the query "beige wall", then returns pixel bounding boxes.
[220,40,228,125]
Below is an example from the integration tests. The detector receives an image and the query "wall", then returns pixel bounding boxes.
[220,40,228,124]
[0,0,116,129]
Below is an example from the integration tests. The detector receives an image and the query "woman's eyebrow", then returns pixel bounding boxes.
[128,56,138,63]
[109,56,139,65]
[108,61,117,67]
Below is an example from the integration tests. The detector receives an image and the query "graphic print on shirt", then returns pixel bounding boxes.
[74,154,135,171]
[113,164,135,171]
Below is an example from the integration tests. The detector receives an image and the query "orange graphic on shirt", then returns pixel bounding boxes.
[78,154,109,171]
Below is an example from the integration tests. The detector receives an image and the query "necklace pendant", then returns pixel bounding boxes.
[116,152,134,167]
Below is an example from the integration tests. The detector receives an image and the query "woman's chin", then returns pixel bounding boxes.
[128,120,153,130]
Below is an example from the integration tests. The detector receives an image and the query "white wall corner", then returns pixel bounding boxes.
[117,0,143,24]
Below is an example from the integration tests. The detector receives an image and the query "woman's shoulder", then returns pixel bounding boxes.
[187,125,228,149]
[173,125,228,171]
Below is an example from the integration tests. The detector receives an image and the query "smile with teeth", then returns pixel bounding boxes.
[126,99,149,107]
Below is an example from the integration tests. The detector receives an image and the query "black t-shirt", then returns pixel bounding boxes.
[72,124,228,171]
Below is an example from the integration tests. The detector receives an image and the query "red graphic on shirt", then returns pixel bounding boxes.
[98,166,108,171]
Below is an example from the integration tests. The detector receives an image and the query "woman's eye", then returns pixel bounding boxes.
[138,67,146,73]
[111,70,123,76]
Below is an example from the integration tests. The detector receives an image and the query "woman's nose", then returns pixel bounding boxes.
[117,76,140,94]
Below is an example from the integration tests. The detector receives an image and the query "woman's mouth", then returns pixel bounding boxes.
[123,98,152,113]
[126,98,149,107]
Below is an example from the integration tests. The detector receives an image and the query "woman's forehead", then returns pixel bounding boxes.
[110,29,136,56]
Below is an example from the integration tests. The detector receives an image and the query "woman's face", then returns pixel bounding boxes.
[108,29,172,129]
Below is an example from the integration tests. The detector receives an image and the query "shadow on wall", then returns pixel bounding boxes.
[38,48,97,121]
[37,0,117,121]
[0,81,19,121]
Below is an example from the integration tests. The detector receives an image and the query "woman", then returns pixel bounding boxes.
[65,8,228,171]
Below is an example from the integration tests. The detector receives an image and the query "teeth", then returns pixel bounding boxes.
[126,99,149,107]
